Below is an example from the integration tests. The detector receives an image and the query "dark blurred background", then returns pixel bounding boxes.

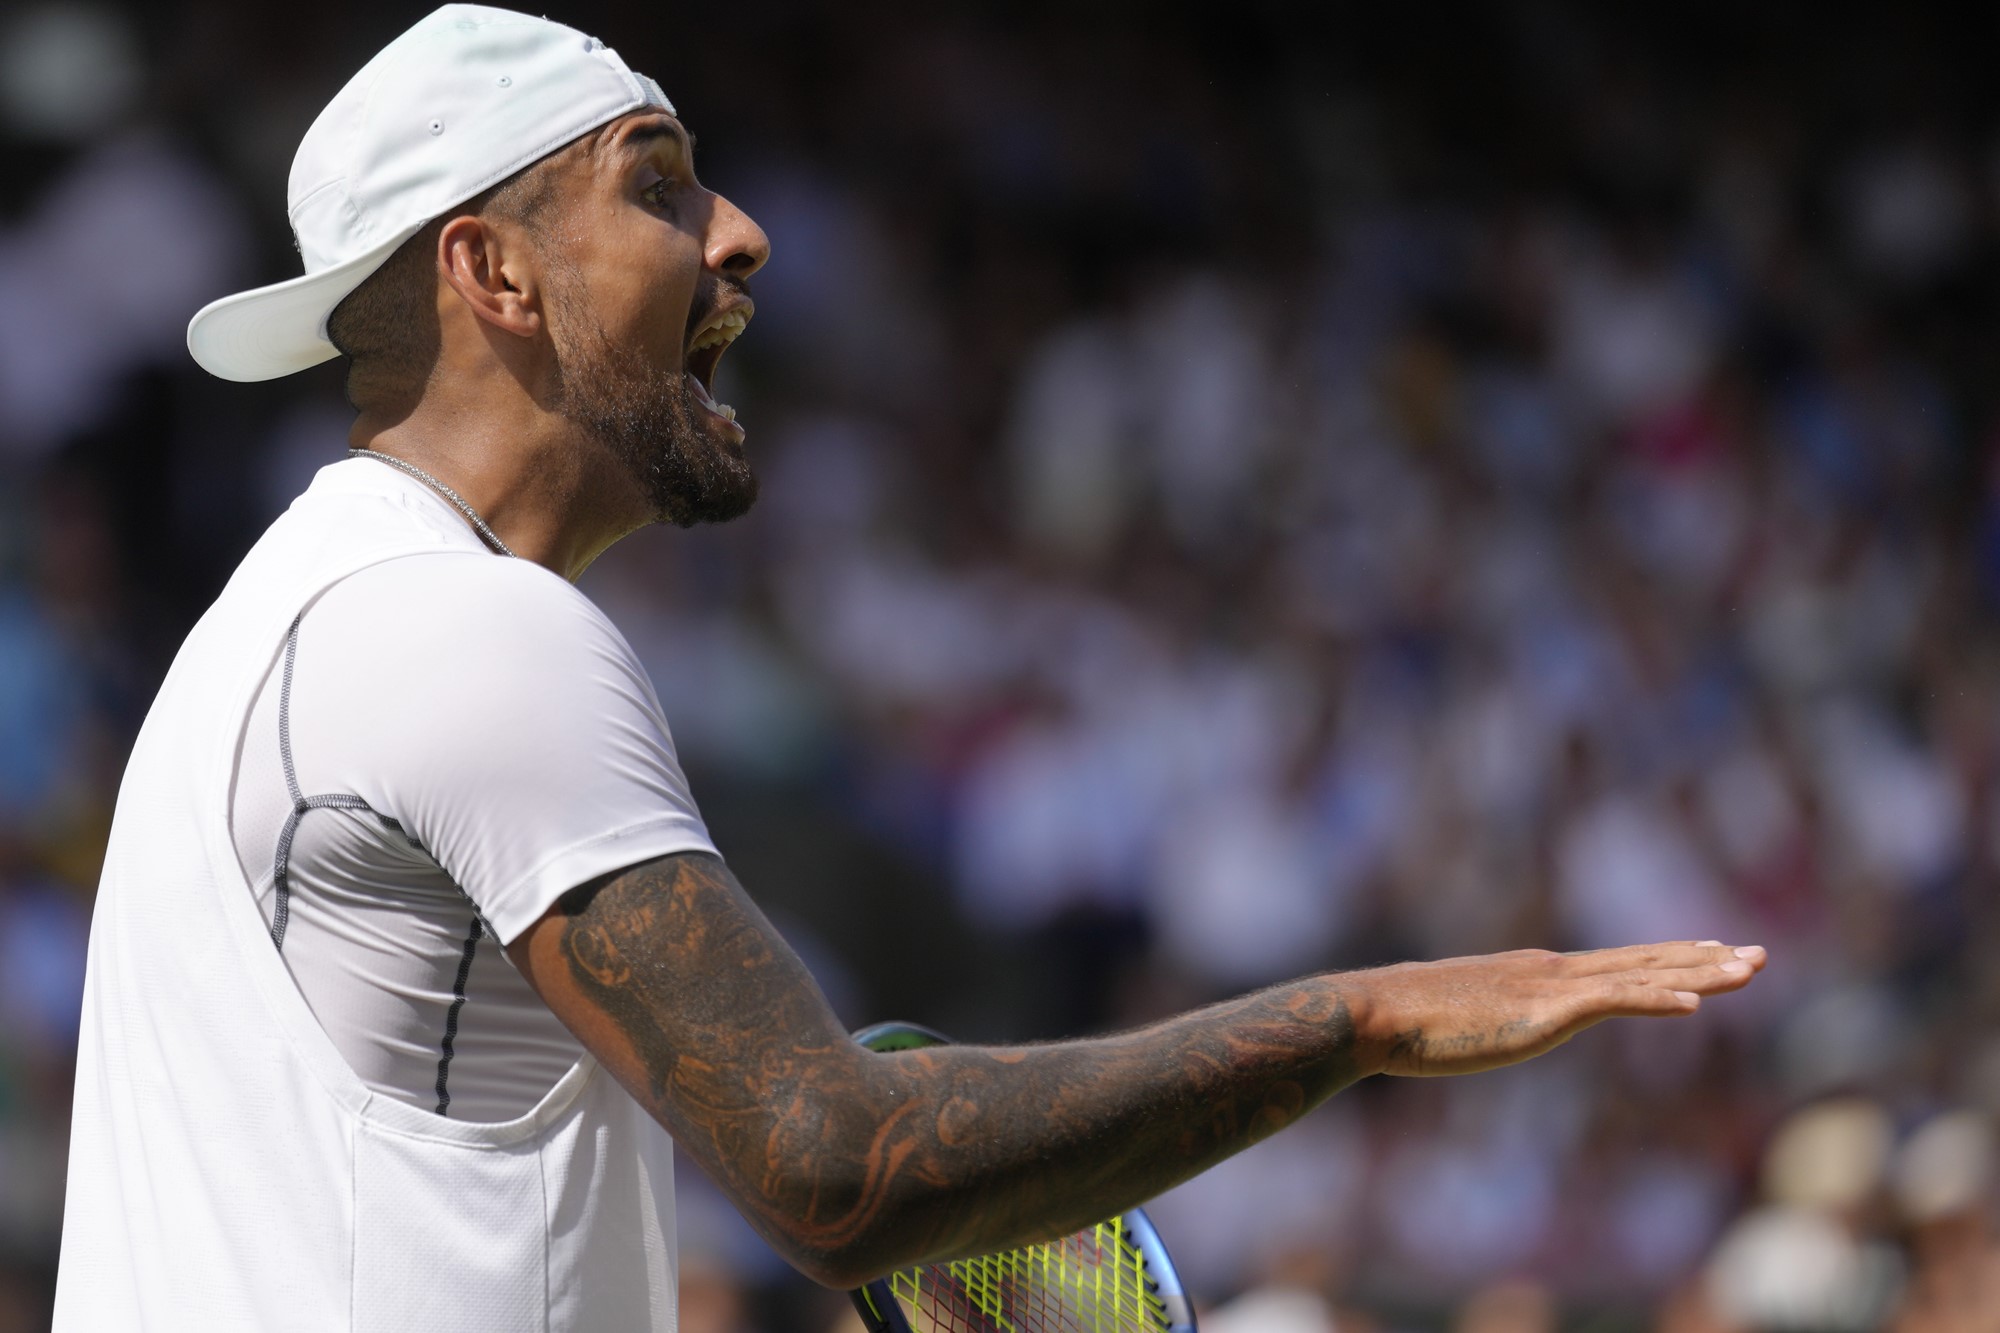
[7,1,2000,1329]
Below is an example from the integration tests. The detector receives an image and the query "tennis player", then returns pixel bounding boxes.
[53,6,1767,1329]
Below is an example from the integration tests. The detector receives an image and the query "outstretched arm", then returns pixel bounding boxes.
[507,850,1764,1288]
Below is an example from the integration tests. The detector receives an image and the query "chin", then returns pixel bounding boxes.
[649,453,759,529]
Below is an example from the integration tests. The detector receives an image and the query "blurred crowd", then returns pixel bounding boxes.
[6,1,2000,1329]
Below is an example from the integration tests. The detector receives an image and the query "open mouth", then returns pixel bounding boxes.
[684,303,751,433]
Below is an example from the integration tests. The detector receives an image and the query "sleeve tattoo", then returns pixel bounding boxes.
[550,852,1365,1286]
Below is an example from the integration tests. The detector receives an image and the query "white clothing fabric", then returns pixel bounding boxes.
[228,549,717,1120]
[56,458,712,1330]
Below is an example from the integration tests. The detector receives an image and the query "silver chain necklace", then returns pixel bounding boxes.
[349,449,516,558]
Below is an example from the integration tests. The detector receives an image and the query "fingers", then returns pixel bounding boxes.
[1569,941,1768,976]
[1574,951,1765,1025]
[1641,958,1762,995]
[1584,984,1703,1018]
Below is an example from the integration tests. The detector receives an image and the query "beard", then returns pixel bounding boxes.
[543,264,758,529]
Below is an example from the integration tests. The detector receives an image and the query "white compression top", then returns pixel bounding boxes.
[228,492,720,1122]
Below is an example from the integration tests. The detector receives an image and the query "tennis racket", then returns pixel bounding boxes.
[848,1021,1198,1333]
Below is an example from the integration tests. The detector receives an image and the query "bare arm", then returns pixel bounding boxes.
[507,850,1764,1288]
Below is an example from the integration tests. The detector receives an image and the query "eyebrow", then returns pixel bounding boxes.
[620,120,697,162]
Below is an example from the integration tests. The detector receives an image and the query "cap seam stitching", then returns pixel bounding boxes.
[288,177,347,222]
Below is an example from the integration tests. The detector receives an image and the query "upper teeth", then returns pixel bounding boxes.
[689,309,749,352]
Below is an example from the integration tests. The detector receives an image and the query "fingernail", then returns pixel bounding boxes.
[1698,940,1722,947]
[1734,946,1764,959]
[1675,991,1701,1004]
[1721,960,1751,975]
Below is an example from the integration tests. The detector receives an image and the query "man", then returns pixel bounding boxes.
[55,6,1767,1329]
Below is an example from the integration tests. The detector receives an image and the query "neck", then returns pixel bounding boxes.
[349,398,652,581]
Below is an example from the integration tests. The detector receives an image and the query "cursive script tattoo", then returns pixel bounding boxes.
[519,851,1365,1288]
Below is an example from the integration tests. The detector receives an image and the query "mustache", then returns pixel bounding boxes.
[683,274,753,341]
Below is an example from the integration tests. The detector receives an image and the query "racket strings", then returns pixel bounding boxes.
[888,1217,1172,1332]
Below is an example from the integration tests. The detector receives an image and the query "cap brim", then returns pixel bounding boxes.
[186,224,425,383]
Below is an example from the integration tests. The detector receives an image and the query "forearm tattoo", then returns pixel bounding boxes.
[556,853,1364,1282]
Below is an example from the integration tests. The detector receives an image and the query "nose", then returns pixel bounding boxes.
[705,191,769,281]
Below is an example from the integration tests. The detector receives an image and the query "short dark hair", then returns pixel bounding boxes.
[326,152,569,414]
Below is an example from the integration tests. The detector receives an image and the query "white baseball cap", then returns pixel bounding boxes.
[186,4,673,382]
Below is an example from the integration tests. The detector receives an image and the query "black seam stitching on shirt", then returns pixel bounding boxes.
[434,913,485,1116]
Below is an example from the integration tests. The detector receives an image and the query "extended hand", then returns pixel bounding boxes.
[1353,941,1767,1077]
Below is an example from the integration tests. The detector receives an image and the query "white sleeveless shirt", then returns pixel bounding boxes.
[56,459,719,1330]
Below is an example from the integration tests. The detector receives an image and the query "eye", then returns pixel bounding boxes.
[642,176,677,209]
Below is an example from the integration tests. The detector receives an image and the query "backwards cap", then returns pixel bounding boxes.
[186,4,672,382]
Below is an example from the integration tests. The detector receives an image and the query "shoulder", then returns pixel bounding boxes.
[302,553,653,718]
[318,552,629,663]
[331,549,593,613]
[292,552,672,780]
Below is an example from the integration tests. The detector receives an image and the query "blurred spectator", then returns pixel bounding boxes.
[1455,1280,1558,1333]
[1700,1100,1905,1331]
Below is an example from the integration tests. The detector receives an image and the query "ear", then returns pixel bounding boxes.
[437,215,545,339]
